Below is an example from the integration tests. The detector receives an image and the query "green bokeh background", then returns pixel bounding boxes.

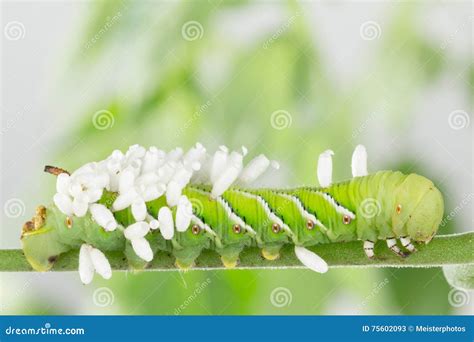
[2,0,472,315]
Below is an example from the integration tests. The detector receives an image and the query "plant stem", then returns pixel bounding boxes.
[1,232,473,272]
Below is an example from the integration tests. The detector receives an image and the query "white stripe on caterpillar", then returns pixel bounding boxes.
[191,214,217,237]
[233,190,295,240]
[313,191,356,220]
[278,193,328,232]
[215,196,257,236]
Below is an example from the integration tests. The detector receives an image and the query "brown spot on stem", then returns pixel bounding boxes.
[48,255,58,263]
[44,165,70,176]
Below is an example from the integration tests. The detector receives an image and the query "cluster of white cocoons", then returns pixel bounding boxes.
[52,143,279,284]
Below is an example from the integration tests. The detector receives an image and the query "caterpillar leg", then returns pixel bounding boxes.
[175,259,194,270]
[386,238,408,258]
[173,246,203,270]
[261,246,281,261]
[363,240,375,259]
[221,255,239,268]
[218,245,245,269]
[400,236,417,253]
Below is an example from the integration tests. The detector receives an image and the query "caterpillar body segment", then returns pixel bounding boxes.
[222,189,291,261]
[20,144,444,284]
[21,205,127,272]
[183,186,253,268]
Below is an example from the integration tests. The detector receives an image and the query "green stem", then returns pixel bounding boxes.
[1,232,473,272]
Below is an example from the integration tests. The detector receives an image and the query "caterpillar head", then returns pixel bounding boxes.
[392,174,444,243]
[21,206,70,272]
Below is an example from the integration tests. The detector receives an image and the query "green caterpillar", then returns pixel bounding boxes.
[21,144,444,283]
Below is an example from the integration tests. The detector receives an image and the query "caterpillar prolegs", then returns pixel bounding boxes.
[21,144,444,283]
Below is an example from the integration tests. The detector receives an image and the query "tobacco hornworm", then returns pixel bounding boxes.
[21,143,444,283]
